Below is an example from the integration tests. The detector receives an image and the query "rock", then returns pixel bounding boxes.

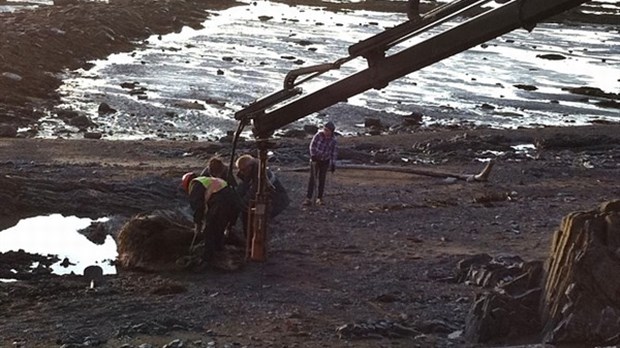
[562,86,619,100]
[303,124,318,134]
[1,72,22,81]
[84,132,102,139]
[83,265,104,287]
[59,257,75,267]
[204,98,225,107]
[56,109,80,120]
[279,129,307,138]
[174,101,205,110]
[514,84,538,91]
[465,288,542,343]
[129,87,147,96]
[116,210,194,271]
[536,53,566,60]
[364,118,383,129]
[98,102,117,114]
[402,112,422,126]
[540,200,620,344]
[120,82,138,89]
[597,100,620,108]
[68,115,94,128]
[0,124,18,138]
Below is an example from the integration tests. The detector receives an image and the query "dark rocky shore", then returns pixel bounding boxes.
[0,0,239,134]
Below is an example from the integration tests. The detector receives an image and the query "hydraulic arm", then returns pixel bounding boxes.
[237,0,589,139]
[236,0,589,261]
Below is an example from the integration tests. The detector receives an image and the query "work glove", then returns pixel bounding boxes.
[330,163,336,173]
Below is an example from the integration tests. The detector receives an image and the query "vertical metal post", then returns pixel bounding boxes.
[247,139,271,261]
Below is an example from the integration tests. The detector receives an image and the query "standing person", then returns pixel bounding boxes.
[304,121,337,206]
[181,172,240,263]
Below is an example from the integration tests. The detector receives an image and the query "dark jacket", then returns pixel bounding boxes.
[237,162,290,218]
[200,165,237,187]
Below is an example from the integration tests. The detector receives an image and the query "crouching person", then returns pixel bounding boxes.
[235,155,290,231]
[181,172,240,263]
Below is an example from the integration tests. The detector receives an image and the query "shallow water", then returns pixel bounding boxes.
[49,1,620,139]
[0,215,117,276]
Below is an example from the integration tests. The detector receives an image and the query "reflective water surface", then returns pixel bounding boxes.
[49,1,619,140]
[0,214,117,276]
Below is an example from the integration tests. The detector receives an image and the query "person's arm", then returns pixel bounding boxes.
[309,132,321,160]
[188,183,206,226]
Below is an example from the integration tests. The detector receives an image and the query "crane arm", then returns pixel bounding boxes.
[247,0,588,138]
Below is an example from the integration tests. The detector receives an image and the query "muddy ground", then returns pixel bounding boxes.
[1,124,620,348]
[1,0,620,347]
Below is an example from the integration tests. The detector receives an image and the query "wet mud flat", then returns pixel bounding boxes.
[0,0,241,131]
[1,124,620,347]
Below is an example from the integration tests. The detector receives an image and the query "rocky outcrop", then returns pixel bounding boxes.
[541,200,620,345]
[464,200,620,346]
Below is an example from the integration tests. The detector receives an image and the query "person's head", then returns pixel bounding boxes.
[207,156,226,178]
[323,121,335,137]
[181,172,197,193]
[235,154,257,180]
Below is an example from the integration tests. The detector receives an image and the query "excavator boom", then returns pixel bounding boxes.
[248,0,589,138]
[239,0,589,261]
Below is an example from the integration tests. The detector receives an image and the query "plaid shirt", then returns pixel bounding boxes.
[309,130,337,163]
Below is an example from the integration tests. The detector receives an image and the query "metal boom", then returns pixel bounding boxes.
[237,0,589,261]
[249,0,589,138]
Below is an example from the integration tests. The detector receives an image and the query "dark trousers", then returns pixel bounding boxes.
[203,187,240,261]
[306,159,329,200]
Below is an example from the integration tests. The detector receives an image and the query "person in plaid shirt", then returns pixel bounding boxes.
[304,121,337,206]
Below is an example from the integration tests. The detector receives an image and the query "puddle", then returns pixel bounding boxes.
[0,214,118,277]
[476,143,538,162]
[512,143,536,153]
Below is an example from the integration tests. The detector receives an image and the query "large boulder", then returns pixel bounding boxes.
[116,210,195,272]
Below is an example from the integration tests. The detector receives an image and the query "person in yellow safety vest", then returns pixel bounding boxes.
[181,172,240,262]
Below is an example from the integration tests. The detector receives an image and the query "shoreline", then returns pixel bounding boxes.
[1,0,618,138]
